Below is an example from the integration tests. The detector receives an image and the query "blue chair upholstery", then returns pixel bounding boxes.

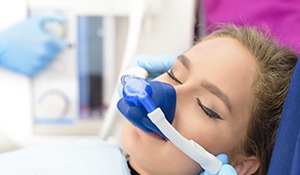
[268,56,300,174]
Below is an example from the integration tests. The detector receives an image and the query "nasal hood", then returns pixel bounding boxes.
[117,80,176,139]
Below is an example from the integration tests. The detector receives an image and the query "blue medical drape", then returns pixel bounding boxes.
[268,56,300,174]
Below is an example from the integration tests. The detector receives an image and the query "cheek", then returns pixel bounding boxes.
[173,106,240,157]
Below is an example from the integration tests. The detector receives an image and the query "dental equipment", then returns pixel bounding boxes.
[43,12,66,38]
[118,75,222,174]
[99,0,161,140]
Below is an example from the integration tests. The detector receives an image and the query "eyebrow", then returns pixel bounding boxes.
[178,55,190,69]
[201,80,232,113]
[178,54,232,112]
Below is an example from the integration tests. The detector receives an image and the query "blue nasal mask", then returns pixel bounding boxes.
[117,75,176,139]
[117,75,222,174]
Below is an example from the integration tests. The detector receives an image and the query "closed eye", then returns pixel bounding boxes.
[167,68,183,85]
[196,98,223,120]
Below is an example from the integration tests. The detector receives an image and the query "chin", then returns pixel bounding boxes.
[121,122,139,152]
[121,121,165,159]
[121,121,202,174]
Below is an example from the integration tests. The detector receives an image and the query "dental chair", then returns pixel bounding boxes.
[268,55,300,175]
[0,57,298,175]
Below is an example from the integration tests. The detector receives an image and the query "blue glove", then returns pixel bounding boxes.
[200,154,237,175]
[118,55,177,96]
[135,55,177,79]
[0,12,66,76]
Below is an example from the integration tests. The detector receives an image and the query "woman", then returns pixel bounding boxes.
[120,25,298,174]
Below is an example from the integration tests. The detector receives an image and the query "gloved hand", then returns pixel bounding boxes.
[0,12,66,76]
[135,54,177,79]
[118,55,177,96]
[200,154,237,175]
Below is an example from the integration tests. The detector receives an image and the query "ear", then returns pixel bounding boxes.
[232,155,260,175]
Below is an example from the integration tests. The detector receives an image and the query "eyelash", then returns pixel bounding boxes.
[196,98,223,120]
[167,68,183,84]
[166,69,223,120]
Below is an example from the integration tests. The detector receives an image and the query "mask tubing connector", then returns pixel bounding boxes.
[140,96,156,113]
[148,108,222,174]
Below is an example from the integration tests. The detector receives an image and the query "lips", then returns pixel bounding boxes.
[144,130,167,141]
[133,124,166,141]
[149,133,166,141]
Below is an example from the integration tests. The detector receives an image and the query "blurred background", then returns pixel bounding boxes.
[0,0,195,152]
[0,0,299,153]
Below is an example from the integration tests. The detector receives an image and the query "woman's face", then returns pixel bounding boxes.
[121,37,257,175]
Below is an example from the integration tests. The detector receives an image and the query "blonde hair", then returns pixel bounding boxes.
[203,25,298,174]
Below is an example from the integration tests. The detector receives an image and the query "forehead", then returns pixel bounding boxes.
[186,37,255,65]
[184,37,257,116]
[185,37,257,77]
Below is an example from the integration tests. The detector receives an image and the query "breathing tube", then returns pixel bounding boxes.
[117,75,222,174]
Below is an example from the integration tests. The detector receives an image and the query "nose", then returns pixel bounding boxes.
[169,83,192,127]
[172,83,188,105]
